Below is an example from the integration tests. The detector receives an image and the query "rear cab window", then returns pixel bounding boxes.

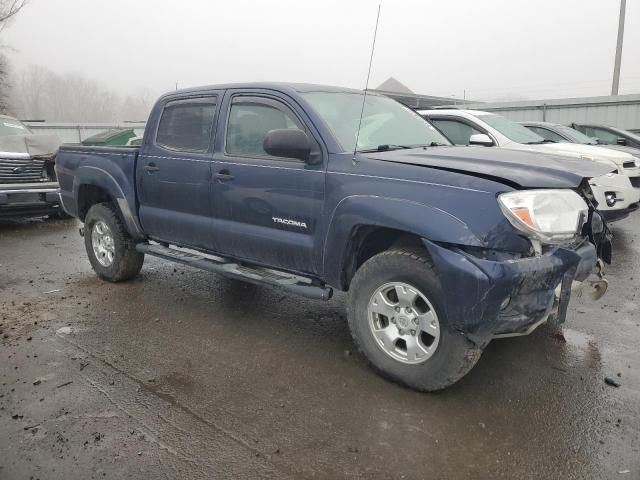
[156,98,217,152]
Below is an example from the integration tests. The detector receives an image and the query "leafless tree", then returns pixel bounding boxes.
[0,0,27,32]
[11,65,156,122]
[0,1,28,114]
[0,53,10,113]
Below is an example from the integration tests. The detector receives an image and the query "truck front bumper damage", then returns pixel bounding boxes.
[421,238,603,347]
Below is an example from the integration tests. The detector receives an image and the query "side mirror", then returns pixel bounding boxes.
[469,133,494,146]
[263,129,311,162]
[616,137,627,146]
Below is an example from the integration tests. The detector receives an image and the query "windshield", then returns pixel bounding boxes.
[0,118,31,136]
[475,113,544,144]
[555,125,598,144]
[302,92,450,152]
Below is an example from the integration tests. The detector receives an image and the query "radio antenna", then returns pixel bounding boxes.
[353,4,382,162]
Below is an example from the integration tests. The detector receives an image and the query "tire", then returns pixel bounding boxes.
[347,247,482,392]
[84,202,144,282]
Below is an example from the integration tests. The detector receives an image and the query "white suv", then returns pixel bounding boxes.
[419,109,640,222]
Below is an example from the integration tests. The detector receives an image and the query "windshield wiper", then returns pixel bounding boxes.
[357,144,414,153]
[358,142,448,153]
[376,144,414,152]
[524,140,555,145]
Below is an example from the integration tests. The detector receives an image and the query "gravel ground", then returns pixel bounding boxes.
[1,216,639,479]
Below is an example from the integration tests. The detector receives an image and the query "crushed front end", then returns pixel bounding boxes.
[420,201,611,347]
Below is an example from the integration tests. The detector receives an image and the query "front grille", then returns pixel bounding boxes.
[0,157,46,184]
[623,161,636,169]
[631,177,640,188]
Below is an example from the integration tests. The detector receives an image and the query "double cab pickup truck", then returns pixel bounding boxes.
[56,83,612,391]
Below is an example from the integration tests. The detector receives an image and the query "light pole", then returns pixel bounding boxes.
[611,0,626,95]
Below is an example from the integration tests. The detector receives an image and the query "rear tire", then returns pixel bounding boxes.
[84,203,144,282]
[347,247,482,391]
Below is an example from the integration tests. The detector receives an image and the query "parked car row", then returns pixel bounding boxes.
[55,83,615,391]
[419,109,640,223]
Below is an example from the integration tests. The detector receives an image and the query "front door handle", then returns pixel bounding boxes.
[144,163,160,173]
[214,170,235,182]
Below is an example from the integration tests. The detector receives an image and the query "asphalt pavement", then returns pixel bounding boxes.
[1,216,639,479]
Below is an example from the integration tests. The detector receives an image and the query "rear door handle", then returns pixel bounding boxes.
[144,163,160,173]
[214,170,235,182]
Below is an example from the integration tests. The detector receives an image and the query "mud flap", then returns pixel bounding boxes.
[554,266,577,325]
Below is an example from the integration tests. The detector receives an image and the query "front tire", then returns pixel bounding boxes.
[84,203,144,282]
[347,247,482,391]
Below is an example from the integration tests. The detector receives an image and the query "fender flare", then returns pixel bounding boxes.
[73,165,145,239]
[322,195,484,288]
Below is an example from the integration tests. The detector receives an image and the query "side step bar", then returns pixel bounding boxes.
[136,243,333,301]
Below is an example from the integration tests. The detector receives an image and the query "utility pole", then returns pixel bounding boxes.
[611,0,626,95]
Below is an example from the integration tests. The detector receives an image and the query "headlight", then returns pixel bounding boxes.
[498,189,588,244]
[633,157,640,168]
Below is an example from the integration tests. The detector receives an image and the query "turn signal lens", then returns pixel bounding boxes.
[511,207,535,228]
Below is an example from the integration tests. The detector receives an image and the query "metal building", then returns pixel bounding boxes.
[450,94,640,132]
[371,77,478,110]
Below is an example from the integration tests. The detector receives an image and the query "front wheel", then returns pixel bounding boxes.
[84,203,144,282]
[347,248,482,391]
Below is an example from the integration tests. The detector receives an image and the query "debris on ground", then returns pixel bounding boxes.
[605,377,622,388]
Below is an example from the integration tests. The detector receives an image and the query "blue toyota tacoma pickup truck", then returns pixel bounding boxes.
[56,83,612,391]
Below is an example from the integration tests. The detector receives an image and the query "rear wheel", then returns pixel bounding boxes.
[347,247,482,391]
[84,203,144,282]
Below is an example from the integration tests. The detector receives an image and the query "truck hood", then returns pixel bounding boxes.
[0,134,61,158]
[508,141,634,167]
[366,146,614,189]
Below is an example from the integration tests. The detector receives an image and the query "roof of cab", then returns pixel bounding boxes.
[520,121,563,127]
[164,82,365,98]
[418,109,493,116]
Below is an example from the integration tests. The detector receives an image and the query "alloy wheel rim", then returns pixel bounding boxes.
[91,220,115,267]
[367,282,440,364]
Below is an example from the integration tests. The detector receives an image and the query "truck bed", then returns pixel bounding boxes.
[56,144,142,236]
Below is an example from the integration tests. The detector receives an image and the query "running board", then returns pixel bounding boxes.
[135,243,333,301]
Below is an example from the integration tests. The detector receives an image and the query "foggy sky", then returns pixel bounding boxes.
[4,0,640,102]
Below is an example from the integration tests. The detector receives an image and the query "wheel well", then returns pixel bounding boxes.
[342,227,424,290]
[77,185,113,221]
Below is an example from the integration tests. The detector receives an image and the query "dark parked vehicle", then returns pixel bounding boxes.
[571,123,640,151]
[0,115,65,218]
[56,83,612,391]
[522,121,640,157]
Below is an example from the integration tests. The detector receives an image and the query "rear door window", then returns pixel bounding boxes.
[156,99,217,152]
